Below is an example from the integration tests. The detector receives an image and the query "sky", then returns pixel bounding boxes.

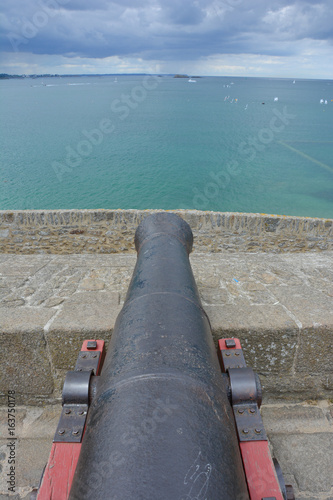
[0,0,332,79]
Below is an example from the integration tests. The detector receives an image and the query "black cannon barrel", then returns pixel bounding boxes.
[69,212,249,500]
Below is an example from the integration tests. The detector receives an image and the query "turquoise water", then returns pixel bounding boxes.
[0,75,332,217]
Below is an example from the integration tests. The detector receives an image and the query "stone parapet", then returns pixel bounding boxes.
[0,252,332,406]
[0,209,332,254]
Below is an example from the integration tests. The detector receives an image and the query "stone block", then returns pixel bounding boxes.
[245,290,277,305]
[269,433,333,492]
[79,278,105,290]
[1,297,25,307]
[0,259,50,278]
[260,272,281,284]
[199,287,229,305]
[296,326,333,374]
[0,405,60,439]
[261,404,329,434]
[47,291,121,369]
[242,281,266,291]
[106,266,133,286]
[44,297,65,307]
[0,308,55,403]
[269,284,333,328]
[0,438,52,493]
[205,304,298,373]
[260,373,333,402]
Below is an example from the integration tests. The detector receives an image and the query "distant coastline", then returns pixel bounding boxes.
[0,73,152,80]
[1,73,331,82]
[0,73,170,80]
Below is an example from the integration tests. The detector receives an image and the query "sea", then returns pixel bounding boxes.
[1,75,332,218]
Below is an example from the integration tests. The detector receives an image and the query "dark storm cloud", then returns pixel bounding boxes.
[0,0,332,60]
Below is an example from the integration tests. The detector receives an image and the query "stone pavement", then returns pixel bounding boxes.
[0,250,332,498]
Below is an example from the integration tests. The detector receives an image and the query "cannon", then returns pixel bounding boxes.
[36,212,294,500]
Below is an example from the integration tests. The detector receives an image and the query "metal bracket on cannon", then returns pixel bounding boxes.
[219,338,295,500]
[53,340,103,444]
[53,371,91,443]
[36,339,105,500]
[229,367,266,442]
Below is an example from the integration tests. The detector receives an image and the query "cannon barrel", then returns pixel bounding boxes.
[69,212,249,500]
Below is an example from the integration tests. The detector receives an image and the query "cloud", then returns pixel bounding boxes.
[262,3,333,41]
[0,0,332,77]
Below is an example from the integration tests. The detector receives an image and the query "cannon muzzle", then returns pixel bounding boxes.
[69,212,249,499]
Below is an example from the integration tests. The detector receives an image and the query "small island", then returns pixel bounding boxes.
[173,74,202,79]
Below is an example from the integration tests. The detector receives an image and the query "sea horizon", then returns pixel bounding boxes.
[1,72,333,81]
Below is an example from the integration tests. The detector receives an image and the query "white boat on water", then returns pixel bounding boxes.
[188,78,196,83]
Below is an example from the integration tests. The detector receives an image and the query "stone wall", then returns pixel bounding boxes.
[1,210,332,407]
[1,251,332,406]
[0,209,332,254]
